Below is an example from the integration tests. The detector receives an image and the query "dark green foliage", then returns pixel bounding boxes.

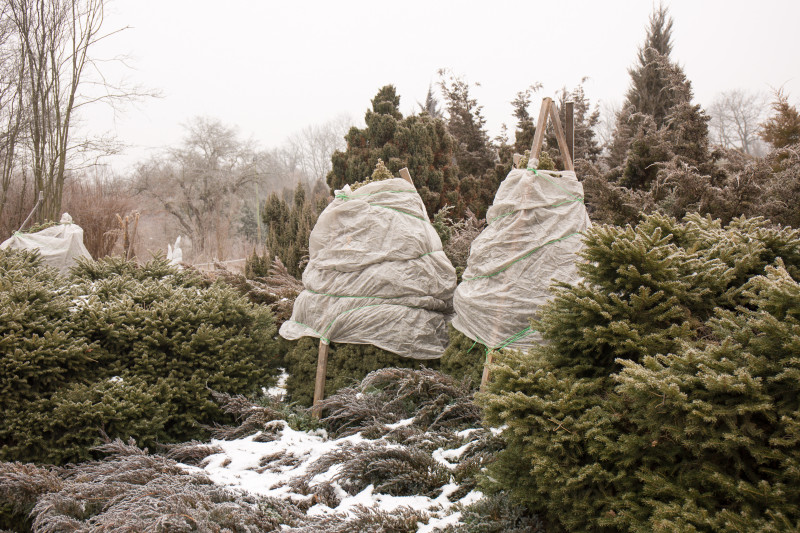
[262,182,326,276]
[0,250,280,465]
[438,72,496,179]
[603,5,714,206]
[441,492,545,533]
[480,213,800,531]
[440,327,485,388]
[0,251,93,412]
[328,85,462,217]
[511,86,538,155]
[68,256,280,445]
[438,72,508,219]
[29,377,172,467]
[283,338,441,407]
[245,248,271,278]
[544,81,602,169]
[587,142,800,228]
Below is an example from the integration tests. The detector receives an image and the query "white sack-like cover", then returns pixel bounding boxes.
[452,168,591,351]
[1,213,92,273]
[279,177,457,359]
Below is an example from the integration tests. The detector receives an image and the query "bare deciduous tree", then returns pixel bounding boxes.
[0,4,27,231]
[3,0,148,226]
[135,117,257,262]
[8,0,106,222]
[285,114,351,186]
[708,89,768,156]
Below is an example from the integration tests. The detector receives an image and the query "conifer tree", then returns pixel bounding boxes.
[259,182,326,277]
[438,71,496,178]
[546,81,602,168]
[327,85,461,217]
[606,5,703,172]
[511,86,538,155]
[0,251,280,464]
[480,214,800,531]
[760,89,800,148]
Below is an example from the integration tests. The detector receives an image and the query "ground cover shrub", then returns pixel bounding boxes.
[283,338,443,406]
[0,251,281,465]
[480,213,800,531]
[1,367,534,532]
[0,440,302,532]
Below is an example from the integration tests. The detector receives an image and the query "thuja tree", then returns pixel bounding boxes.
[479,213,800,531]
[327,85,461,217]
[258,181,329,277]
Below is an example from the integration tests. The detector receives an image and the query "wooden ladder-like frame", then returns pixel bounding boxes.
[479,97,575,391]
[529,97,574,171]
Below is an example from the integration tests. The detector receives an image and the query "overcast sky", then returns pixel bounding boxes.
[84,0,800,173]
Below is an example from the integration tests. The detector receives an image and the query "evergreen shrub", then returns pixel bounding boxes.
[480,213,800,531]
[440,327,485,388]
[0,251,281,464]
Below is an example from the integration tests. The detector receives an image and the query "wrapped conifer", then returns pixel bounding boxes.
[280,163,457,359]
[452,166,591,351]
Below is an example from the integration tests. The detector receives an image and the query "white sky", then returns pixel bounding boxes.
[84,0,800,173]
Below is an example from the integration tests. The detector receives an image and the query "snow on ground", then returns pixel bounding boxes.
[180,414,484,531]
[263,369,289,400]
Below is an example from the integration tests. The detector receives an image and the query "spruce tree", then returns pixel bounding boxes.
[480,214,800,531]
[0,251,281,464]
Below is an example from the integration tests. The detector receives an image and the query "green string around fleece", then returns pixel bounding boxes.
[334,189,433,226]
[335,189,416,200]
[461,232,581,281]
[290,301,424,344]
[474,325,536,354]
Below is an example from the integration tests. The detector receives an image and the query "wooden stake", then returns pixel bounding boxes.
[565,101,575,166]
[530,97,552,166]
[126,212,140,260]
[479,350,495,392]
[548,103,574,171]
[312,340,329,418]
[398,167,413,185]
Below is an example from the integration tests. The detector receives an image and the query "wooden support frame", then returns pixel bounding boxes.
[311,167,415,418]
[528,97,574,172]
[312,340,329,418]
[479,97,575,392]
[398,167,413,185]
[565,101,575,164]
